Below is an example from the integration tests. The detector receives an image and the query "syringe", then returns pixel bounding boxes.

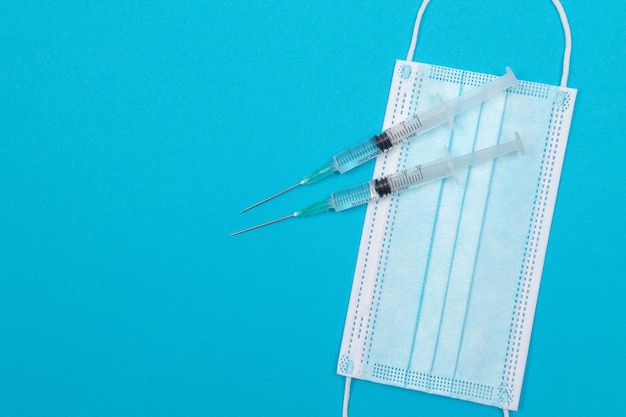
[241,67,518,212]
[231,133,524,236]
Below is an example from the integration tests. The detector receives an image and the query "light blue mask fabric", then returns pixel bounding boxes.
[337,1,576,413]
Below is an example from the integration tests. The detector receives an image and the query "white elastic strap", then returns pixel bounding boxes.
[343,377,352,417]
[405,0,430,62]
[405,0,572,87]
[551,0,572,87]
[503,408,510,417]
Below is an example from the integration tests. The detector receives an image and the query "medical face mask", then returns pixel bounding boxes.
[337,0,576,414]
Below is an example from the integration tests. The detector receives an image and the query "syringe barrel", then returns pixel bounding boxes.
[330,162,450,212]
[330,181,377,212]
[331,136,381,174]
[330,111,450,174]
[330,68,518,174]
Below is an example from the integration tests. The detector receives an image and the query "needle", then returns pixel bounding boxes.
[230,214,296,236]
[240,183,301,213]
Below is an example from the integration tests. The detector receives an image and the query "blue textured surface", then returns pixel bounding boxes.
[0,1,623,416]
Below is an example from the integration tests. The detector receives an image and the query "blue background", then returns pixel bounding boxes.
[1,1,623,416]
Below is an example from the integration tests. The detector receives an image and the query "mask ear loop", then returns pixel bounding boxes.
[342,376,352,417]
[405,0,572,88]
[405,0,430,63]
[551,0,572,87]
